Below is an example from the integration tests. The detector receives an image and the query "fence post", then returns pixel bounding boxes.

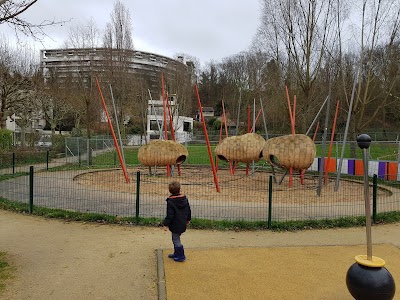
[397,140,400,165]
[29,166,34,214]
[12,152,15,174]
[267,175,273,229]
[46,150,49,170]
[136,171,140,224]
[372,174,377,223]
[78,138,81,166]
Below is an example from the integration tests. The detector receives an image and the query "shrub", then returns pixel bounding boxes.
[0,129,13,153]
[51,134,65,153]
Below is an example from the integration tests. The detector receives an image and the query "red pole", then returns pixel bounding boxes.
[194,84,220,192]
[216,121,224,171]
[285,87,295,187]
[313,122,320,142]
[324,100,340,183]
[250,109,262,133]
[95,77,130,184]
[161,74,170,176]
[285,86,294,132]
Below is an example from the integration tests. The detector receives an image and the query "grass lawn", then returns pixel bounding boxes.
[90,142,399,167]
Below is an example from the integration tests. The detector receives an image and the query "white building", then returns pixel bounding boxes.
[147,94,193,143]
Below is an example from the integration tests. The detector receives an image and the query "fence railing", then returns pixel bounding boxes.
[1,155,399,224]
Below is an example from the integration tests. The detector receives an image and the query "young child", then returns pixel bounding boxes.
[162,181,191,262]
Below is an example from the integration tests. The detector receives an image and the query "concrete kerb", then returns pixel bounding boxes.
[157,249,167,300]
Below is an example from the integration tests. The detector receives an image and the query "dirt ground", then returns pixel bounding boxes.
[75,167,393,204]
[1,209,399,300]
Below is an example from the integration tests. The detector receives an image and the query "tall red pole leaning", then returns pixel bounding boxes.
[161,73,171,176]
[285,86,295,187]
[95,77,130,184]
[194,84,220,192]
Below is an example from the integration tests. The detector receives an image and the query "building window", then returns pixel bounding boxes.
[150,120,161,131]
[183,121,191,132]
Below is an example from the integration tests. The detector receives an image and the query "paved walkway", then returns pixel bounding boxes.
[160,244,400,300]
[1,209,399,299]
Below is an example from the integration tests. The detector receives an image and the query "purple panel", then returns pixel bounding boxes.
[378,161,387,179]
[318,157,323,172]
[348,160,355,175]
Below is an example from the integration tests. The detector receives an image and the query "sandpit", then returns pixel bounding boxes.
[74,166,394,205]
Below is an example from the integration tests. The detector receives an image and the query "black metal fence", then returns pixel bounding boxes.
[1,148,399,223]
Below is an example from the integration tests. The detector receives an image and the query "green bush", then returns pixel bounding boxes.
[0,129,13,153]
[51,135,65,153]
[0,149,54,168]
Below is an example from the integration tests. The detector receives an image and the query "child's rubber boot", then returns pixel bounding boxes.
[168,247,177,259]
[173,246,186,262]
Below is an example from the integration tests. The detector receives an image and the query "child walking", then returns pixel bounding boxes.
[162,181,191,262]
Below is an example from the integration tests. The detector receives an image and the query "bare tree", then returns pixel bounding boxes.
[0,39,37,128]
[103,0,133,50]
[11,87,37,147]
[349,0,400,137]
[60,23,105,138]
[63,18,100,48]
[254,0,340,132]
[0,0,67,39]
[35,82,73,135]
[100,1,135,139]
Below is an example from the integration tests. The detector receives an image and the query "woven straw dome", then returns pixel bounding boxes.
[262,134,316,170]
[215,133,265,163]
[138,140,189,166]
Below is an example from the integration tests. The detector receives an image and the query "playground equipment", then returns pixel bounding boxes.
[262,134,316,171]
[215,133,265,163]
[138,140,188,166]
[346,134,396,300]
[95,77,130,184]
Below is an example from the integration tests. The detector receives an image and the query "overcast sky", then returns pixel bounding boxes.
[1,0,262,66]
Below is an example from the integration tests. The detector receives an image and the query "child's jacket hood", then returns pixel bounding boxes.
[167,194,189,209]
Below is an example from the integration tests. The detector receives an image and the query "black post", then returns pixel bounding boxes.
[372,174,377,223]
[135,171,140,224]
[268,175,273,229]
[12,152,15,174]
[346,135,396,300]
[46,150,49,170]
[78,138,81,166]
[29,166,34,214]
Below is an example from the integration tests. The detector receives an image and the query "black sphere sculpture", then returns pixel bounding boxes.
[357,133,372,149]
[346,134,396,299]
[346,263,395,300]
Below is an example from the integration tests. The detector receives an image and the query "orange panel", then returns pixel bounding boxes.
[387,162,398,181]
[355,160,364,176]
[325,158,337,172]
